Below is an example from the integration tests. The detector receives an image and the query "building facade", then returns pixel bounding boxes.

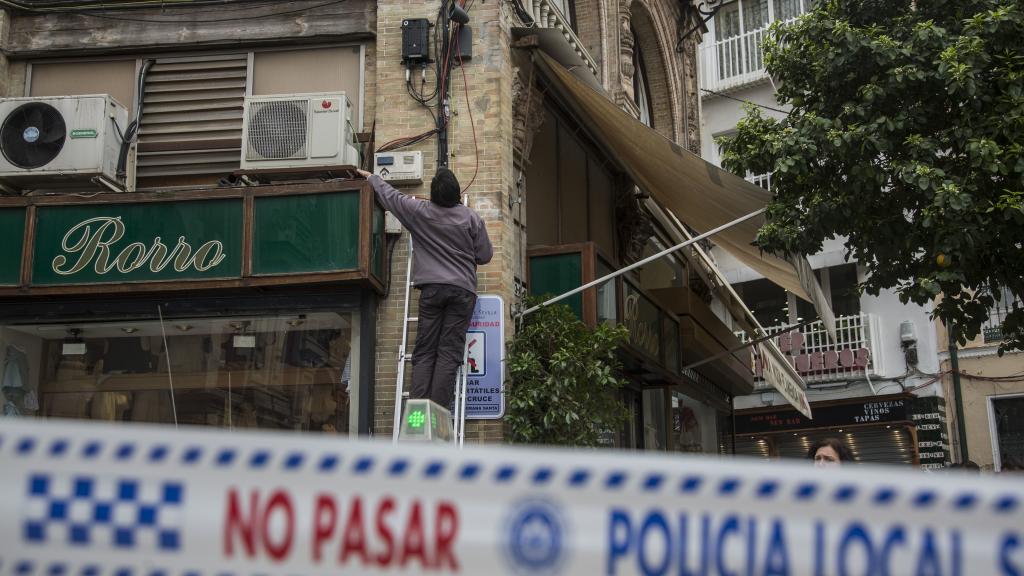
[697,0,951,466]
[0,0,757,452]
[937,300,1024,472]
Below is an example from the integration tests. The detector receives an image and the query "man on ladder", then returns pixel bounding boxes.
[357,167,493,436]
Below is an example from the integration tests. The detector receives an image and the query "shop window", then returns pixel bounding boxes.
[672,391,719,454]
[596,258,618,326]
[642,388,667,450]
[636,235,685,291]
[991,395,1024,471]
[0,312,360,434]
[525,103,618,255]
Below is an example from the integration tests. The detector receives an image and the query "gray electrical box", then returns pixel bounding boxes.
[374,151,423,185]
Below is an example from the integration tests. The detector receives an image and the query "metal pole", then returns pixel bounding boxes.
[948,326,969,464]
[520,208,766,317]
[392,237,415,444]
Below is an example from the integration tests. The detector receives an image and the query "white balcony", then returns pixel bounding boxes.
[519,0,599,78]
[699,0,812,97]
[699,25,772,95]
[748,172,772,190]
[736,313,883,387]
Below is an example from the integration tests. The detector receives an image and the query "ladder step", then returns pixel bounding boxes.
[407,317,418,322]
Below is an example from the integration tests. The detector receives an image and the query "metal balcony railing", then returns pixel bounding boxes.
[699,9,809,96]
[748,172,772,190]
[519,0,599,78]
[736,313,883,386]
[982,290,1020,343]
[700,24,771,94]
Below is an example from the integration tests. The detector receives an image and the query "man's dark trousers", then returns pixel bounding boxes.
[411,283,477,409]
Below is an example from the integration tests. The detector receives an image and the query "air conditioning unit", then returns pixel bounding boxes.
[241,92,360,171]
[0,95,130,193]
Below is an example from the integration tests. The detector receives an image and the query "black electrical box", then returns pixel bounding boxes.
[456,25,472,63]
[401,19,432,65]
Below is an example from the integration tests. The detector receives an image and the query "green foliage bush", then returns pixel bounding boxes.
[505,300,630,447]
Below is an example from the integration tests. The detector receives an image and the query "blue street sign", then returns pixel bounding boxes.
[465,295,504,419]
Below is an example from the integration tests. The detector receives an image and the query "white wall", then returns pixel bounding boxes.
[699,83,786,162]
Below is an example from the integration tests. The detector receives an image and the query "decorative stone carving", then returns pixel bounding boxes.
[681,34,701,154]
[615,179,654,264]
[618,0,635,103]
[511,65,546,166]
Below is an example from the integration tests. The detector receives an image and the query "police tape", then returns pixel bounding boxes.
[1,419,1022,576]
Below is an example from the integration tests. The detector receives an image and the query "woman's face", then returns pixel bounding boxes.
[813,445,842,468]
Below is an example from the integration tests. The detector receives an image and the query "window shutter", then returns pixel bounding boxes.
[137,53,247,180]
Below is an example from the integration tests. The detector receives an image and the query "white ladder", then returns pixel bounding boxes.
[391,236,469,447]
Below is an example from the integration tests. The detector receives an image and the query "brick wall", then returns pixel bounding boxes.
[372,0,516,443]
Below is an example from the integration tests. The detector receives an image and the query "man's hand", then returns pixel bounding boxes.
[355,168,372,178]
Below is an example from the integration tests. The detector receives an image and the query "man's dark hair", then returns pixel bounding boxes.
[807,437,855,462]
[430,167,461,207]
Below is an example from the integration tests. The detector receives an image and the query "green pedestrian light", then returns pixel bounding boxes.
[398,399,453,443]
[407,409,426,429]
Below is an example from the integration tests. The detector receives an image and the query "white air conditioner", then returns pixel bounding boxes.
[241,92,360,171]
[0,94,130,193]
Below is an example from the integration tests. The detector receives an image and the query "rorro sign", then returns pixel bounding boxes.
[3,185,387,292]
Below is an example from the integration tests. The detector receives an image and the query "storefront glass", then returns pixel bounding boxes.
[0,311,359,434]
[642,389,667,450]
[672,390,720,454]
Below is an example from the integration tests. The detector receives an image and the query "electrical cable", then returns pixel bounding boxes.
[376,129,439,154]
[506,0,534,25]
[455,33,479,193]
[117,58,154,180]
[34,0,350,23]
[699,87,791,115]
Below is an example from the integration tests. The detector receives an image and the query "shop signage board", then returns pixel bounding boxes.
[0,207,25,285]
[913,396,951,470]
[2,418,1023,575]
[789,253,838,343]
[32,200,244,285]
[758,340,812,419]
[735,394,912,435]
[463,294,504,419]
[622,282,661,360]
[12,188,379,290]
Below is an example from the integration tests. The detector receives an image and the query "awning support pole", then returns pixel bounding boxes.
[520,208,766,317]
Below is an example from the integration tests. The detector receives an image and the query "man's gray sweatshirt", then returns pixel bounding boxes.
[368,174,493,294]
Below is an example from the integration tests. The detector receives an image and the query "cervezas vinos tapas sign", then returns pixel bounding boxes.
[32,200,243,285]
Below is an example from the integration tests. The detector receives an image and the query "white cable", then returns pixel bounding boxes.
[157,305,179,429]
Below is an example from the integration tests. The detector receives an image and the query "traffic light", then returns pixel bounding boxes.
[398,399,453,443]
